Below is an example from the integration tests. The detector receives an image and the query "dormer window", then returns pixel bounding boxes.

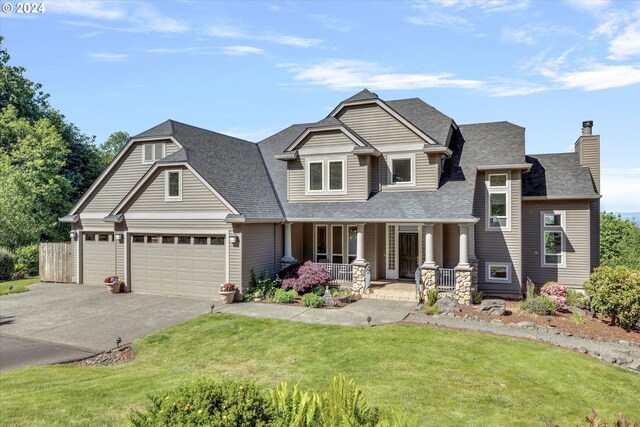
[143,142,164,164]
[165,170,182,201]
[388,154,415,186]
[305,157,346,195]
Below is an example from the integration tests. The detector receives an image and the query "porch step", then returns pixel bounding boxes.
[361,293,416,302]
[362,282,417,302]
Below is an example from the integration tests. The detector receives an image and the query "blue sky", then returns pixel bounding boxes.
[2,0,639,211]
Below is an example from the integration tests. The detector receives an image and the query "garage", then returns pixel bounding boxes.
[130,235,226,298]
[82,233,116,285]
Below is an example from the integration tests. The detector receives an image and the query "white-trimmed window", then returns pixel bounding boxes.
[486,173,510,230]
[486,262,511,283]
[331,225,343,264]
[165,170,182,201]
[388,154,415,186]
[142,142,165,164]
[315,225,328,263]
[306,158,347,195]
[541,211,566,268]
[347,225,357,264]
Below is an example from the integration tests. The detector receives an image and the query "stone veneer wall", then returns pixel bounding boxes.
[469,260,479,291]
[421,267,439,301]
[453,267,473,306]
[352,263,368,294]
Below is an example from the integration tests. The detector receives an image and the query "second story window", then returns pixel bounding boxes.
[486,172,510,230]
[306,158,346,195]
[165,170,182,201]
[388,154,415,186]
[143,142,164,164]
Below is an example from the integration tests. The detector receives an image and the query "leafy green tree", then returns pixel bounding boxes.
[0,106,72,248]
[100,131,129,164]
[600,212,640,270]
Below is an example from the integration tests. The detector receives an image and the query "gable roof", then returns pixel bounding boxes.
[342,88,379,103]
[387,98,453,147]
[458,121,526,167]
[523,153,598,198]
[133,119,174,139]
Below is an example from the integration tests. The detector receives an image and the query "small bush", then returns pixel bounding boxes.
[473,291,484,305]
[273,288,298,304]
[566,288,589,308]
[518,296,556,315]
[14,244,39,277]
[425,289,439,306]
[310,285,326,297]
[571,312,586,326]
[129,380,273,427]
[301,293,324,308]
[424,306,443,315]
[540,282,567,311]
[0,247,15,281]
[585,266,640,331]
[280,261,331,293]
[247,270,279,300]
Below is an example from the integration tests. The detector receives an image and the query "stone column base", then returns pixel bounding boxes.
[352,262,369,294]
[454,266,473,306]
[280,258,297,271]
[469,259,479,294]
[420,265,439,301]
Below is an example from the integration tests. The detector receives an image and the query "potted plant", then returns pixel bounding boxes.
[219,283,238,304]
[104,275,124,294]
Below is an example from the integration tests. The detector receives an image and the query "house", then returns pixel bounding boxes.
[60,90,600,304]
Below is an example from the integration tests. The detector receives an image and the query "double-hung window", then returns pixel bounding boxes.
[306,158,346,195]
[142,142,164,164]
[541,211,565,267]
[486,173,510,230]
[315,225,328,263]
[165,170,182,201]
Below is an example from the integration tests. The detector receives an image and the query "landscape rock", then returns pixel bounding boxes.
[475,299,506,316]
[516,321,536,329]
[434,296,461,314]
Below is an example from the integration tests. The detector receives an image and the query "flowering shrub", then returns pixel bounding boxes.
[540,282,567,311]
[104,275,118,284]
[280,261,331,293]
[220,283,237,292]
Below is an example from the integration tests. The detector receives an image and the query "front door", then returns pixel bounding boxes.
[399,233,419,279]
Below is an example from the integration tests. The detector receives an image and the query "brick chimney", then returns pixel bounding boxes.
[575,120,600,194]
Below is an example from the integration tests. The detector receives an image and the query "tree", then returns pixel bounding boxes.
[600,212,640,270]
[0,106,72,248]
[100,131,129,164]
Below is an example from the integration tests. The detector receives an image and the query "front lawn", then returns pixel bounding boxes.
[0,276,39,296]
[0,314,638,426]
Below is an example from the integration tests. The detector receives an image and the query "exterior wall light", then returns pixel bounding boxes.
[69,231,77,240]
[229,233,239,244]
[115,233,124,242]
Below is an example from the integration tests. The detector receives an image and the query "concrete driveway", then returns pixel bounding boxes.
[0,283,212,371]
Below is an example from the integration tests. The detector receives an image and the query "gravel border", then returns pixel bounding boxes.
[406,312,640,372]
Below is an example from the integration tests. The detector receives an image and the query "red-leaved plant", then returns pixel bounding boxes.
[220,283,237,292]
[541,282,567,311]
[104,275,118,284]
[280,261,331,293]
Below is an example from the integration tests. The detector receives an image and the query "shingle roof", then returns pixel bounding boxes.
[134,120,283,219]
[342,89,379,103]
[523,153,598,198]
[133,120,174,138]
[458,122,526,166]
[158,148,188,162]
[387,98,453,146]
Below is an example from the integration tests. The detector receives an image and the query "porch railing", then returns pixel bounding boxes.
[439,268,456,292]
[318,263,353,284]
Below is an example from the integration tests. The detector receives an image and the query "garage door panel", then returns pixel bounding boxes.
[83,234,116,285]
[131,235,227,298]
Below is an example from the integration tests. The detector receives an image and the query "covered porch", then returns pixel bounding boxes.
[280,221,479,304]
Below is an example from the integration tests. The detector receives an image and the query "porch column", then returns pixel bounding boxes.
[422,223,436,267]
[468,223,477,261]
[281,222,296,264]
[355,223,365,264]
[457,224,469,267]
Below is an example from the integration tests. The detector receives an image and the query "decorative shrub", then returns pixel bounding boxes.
[540,282,567,311]
[14,244,39,277]
[425,289,439,307]
[247,270,279,300]
[566,288,589,308]
[301,293,324,308]
[280,261,331,293]
[129,380,273,427]
[273,289,297,304]
[311,285,326,297]
[518,296,556,316]
[424,306,443,315]
[0,247,16,281]
[585,266,640,331]
[472,291,484,305]
[220,283,237,292]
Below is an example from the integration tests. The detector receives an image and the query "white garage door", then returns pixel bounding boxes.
[131,235,226,298]
[83,233,116,285]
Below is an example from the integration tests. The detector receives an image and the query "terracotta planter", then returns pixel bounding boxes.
[107,283,122,294]
[219,290,236,304]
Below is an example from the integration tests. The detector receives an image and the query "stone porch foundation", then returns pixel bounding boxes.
[420,265,439,301]
[352,263,369,294]
[453,266,474,306]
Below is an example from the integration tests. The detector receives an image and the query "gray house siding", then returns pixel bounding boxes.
[291,222,304,261]
[242,223,279,287]
[442,224,460,269]
[228,224,242,286]
[81,140,177,213]
[378,153,438,191]
[474,170,522,294]
[522,200,592,287]
[288,155,368,202]
[589,200,600,273]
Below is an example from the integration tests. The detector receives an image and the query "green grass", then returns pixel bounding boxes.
[0,276,39,295]
[1,314,639,426]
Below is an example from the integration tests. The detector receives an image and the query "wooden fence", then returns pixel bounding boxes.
[39,242,72,283]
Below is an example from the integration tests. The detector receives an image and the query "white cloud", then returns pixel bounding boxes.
[207,24,247,38]
[145,47,207,54]
[206,25,322,48]
[87,52,127,62]
[502,26,535,44]
[552,64,640,91]
[47,0,125,20]
[424,0,530,12]
[219,46,265,56]
[310,14,354,32]
[282,59,483,90]
[601,168,640,212]
[405,11,472,29]
[262,34,322,48]
[564,0,611,12]
[502,24,578,45]
[607,12,640,60]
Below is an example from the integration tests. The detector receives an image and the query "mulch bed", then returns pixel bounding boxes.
[71,345,135,367]
[464,300,640,345]
[253,294,361,309]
